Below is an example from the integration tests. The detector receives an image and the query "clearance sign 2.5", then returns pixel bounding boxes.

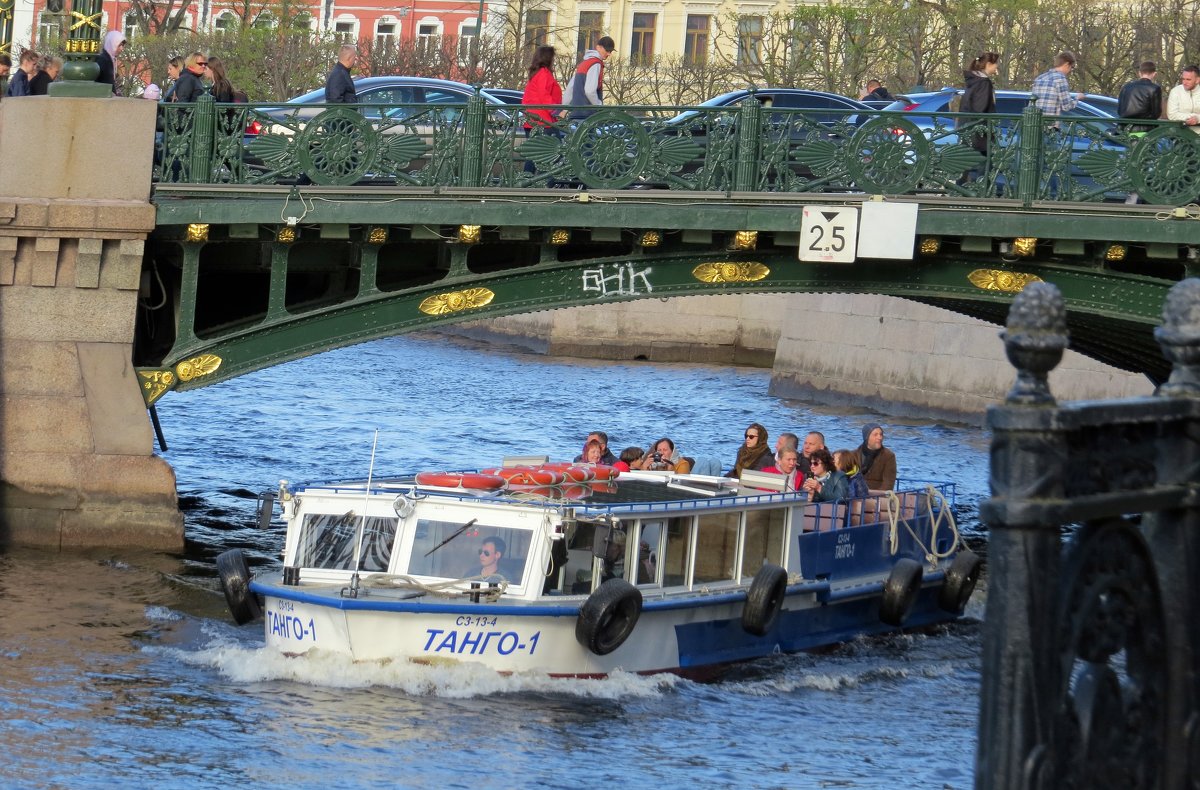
[799,203,919,263]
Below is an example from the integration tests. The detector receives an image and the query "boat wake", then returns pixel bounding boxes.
[158,620,678,699]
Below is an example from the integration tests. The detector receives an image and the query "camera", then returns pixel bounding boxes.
[653,452,663,462]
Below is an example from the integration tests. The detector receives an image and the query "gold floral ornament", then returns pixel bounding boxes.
[137,370,176,405]
[967,269,1044,293]
[692,262,770,284]
[418,287,495,315]
[175,354,223,382]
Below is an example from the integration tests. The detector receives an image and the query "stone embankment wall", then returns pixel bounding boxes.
[0,97,182,549]
[453,293,1153,421]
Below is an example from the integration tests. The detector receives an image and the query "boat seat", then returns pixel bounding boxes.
[738,469,789,494]
[803,503,845,532]
[502,454,550,467]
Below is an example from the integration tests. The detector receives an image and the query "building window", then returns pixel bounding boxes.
[630,13,656,64]
[524,10,549,49]
[376,21,396,48]
[252,11,275,29]
[213,11,237,33]
[37,11,63,47]
[333,19,356,42]
[684,15,709,65]
[416,20,440,56]
[577,11,603,58]
[458,20,478,65]
[123,12,138,40]
[737,16,763,66]
[291,12,312,31]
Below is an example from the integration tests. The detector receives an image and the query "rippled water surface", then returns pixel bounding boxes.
[1,335,989,788]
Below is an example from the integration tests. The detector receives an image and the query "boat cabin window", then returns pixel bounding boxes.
[406,519,532,585]
[633,520,664,586]
[742,508,787,579]
[695,512,739,584]
[661,516,693,587]
[295,513,398,572]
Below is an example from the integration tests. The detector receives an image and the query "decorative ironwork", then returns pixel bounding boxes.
[978,278,1200,790]
[692,262,770,283]
[137,369,176,405]
[730,230,757,251]
[418,287,495,315]
[175,353,222,382]
[366,226,389,244]
[154,99,1200,206]
[186,223,209,243]
[967,269,1043,293]
[457,225,481,244]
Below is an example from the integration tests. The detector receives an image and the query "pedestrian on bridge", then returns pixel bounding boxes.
[566,35,614,119]
[1167,65,1200,134]
[521,45,564,178]
[95,32,126,95]
[958,51,1000,186]
[1119,61,1163,204]
[325,45,358,104]
[1031,51,1084,118]
[5,49,37,97]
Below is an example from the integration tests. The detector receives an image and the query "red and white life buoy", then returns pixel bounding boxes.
[589,465,620,481]
[481,467,567,486]
[414,471,506,490]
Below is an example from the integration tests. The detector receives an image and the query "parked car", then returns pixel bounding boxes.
[666,88,873,128]
[882,88,1124,198]
[482,87,524,105]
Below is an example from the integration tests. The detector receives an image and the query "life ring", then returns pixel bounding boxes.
[938,549,982,614]
[575,579,643,655]
[559,484,591,500]
[217,548,263,625]
[414,471,506,490]
[742,563,788,636]
[589,465,620,481]
[541,464,596,483]
[879,558,924,626]
[481,467,567,486]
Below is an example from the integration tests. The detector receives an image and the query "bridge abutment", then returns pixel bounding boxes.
[0,97,182,549]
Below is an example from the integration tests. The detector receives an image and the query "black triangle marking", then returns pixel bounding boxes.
[821,211,840,223]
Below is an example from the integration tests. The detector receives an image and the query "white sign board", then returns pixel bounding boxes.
[856,202,919,260]
[799,206,858,263]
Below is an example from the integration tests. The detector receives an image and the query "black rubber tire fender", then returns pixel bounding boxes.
[937,549,982,614]
[217,549,263,625]
[742,563,788,636]
[879,557,924,626]
[575,579,642,655]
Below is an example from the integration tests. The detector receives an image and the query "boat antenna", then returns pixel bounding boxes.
[347,429,380,599]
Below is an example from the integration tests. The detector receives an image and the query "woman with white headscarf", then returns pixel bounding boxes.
[95,31,126,94]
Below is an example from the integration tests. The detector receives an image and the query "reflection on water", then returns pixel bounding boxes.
[0,336,987,787]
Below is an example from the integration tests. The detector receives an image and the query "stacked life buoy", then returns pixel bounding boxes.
[413,471,507,490]
[480,467,567,486]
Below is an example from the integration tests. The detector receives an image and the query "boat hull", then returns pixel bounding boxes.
[252,576,960,676]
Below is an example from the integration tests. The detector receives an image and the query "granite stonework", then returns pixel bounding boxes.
[0,97,182,549]
[450,293,1153,422]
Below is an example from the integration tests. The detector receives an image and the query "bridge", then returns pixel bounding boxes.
[138,93,1200,402]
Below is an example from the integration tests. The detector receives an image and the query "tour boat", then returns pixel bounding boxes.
[217,460,980,677]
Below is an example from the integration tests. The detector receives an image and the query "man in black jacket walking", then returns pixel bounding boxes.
[325,45,358,103]
[1118,61,1162,203]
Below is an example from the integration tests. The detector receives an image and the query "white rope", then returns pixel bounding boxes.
[360,573,510,601]
[885,486,961,566]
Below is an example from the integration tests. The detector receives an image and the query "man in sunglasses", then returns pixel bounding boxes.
[469,536,507,580]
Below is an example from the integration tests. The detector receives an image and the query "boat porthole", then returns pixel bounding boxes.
[879,558,923,626]
[575,579,643,655]
[217,548,263,625]
[742,563,788,636]
[937,549,982,614]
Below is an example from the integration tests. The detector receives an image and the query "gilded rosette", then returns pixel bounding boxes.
[176,353,223,382]
[968,269,1043,293]
[692,262,770,284]
[418,287,495,315]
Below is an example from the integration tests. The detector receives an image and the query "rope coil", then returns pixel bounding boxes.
[884,485,962,566]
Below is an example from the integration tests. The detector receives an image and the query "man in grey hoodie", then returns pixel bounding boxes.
[566,35,614,119]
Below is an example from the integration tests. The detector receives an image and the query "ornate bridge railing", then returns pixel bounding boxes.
[978,278,1200,788]
[155,93,1200,204]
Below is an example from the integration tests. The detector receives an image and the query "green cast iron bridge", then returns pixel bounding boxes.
[136,94,1200,403]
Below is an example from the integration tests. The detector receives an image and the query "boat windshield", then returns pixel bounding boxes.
[295,513,398,572]
[406,518,533,585]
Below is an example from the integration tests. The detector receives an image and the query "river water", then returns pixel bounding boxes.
[1,334,991,789]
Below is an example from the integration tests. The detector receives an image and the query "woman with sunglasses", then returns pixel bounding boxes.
[729,422,771,479]
[172,52,208,103]
[802,448,849,503]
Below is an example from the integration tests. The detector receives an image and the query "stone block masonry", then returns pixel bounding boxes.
[0,97,182,549]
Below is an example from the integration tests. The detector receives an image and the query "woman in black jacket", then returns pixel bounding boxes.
[95,31,126,94]
[959,52,1000,154]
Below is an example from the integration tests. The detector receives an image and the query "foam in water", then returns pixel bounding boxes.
[161,622,677,699]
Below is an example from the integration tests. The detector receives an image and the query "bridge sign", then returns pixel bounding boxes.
[800,206,858,263]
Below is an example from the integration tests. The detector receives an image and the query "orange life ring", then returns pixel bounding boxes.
[590,465,620,481]
[558,465,596,483]
[415,471,506,490]
[481,466,566,486]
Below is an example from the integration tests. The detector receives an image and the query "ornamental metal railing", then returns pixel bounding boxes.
[978,278,1200,788]
[155,92,1200,205]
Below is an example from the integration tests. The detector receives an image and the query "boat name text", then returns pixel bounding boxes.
[834,530,855,560]
[268,611,317,642]
[422,628,541,656]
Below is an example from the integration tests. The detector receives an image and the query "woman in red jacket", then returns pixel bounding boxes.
[521,45,563,177]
